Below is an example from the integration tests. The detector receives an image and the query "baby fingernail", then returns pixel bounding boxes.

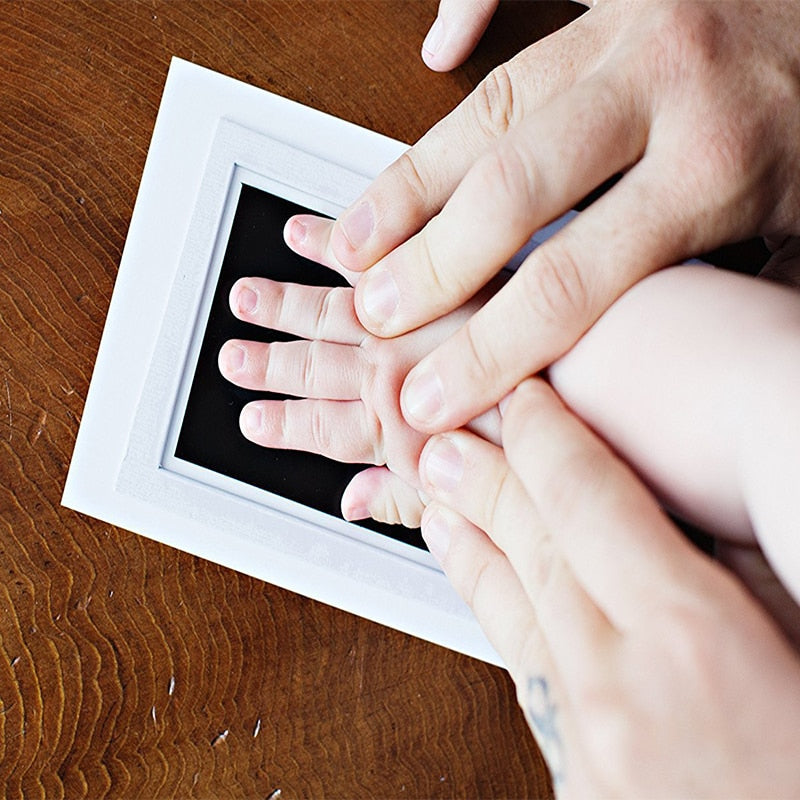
[421,437,463,493]
[343,502,370,522]
[340,201,373,250]
[422,509,451,563]
[240,404,262,434]
[285,217,307,247]
[222,343,246,372]
[234,286,257,314]
[422,16,444,57]
[403,367,444,425]
[360,270,399,326]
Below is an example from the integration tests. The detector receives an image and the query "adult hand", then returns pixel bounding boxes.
[286,0,800,433]
[417,378,800,796]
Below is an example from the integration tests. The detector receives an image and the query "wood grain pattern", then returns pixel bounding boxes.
[0,2,580,796]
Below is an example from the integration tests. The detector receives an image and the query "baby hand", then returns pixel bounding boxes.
[218,275,500,523]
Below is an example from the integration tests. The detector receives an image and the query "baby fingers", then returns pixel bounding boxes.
[341,466,426,527]
[239,398,384,465]
[229,277,364,344]
[219,338,363,400]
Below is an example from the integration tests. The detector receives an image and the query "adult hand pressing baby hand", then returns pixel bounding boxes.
[217,275,501,527]
[286,0,800,433]
[418,377,800,797]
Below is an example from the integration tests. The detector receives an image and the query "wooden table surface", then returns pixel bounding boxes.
[0,2,582,797]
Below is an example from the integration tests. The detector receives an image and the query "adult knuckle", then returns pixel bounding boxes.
[463,314,506,389]
[523,240,590,332]
[672,121,760,226]
[392,149,431,213]
[416,231,473,309]
[644,4,754,164]
[471,63,518,139]
[689,77,798,225]
[479,460,514,532]
[479,140,539,215]
[460,553,496,611]
[699,129,757,199]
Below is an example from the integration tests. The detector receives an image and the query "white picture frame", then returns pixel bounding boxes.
[63,58,508,663]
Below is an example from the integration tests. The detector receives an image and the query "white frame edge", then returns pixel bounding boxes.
[62,58,502,665]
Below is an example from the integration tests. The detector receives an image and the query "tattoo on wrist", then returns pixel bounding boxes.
[525,676,565,788]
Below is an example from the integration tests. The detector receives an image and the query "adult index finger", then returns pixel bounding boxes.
[354,71,646,341]
[327,8,604,271]
[419,436,615,738]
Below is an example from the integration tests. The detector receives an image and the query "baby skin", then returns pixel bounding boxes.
[218,233,800,632]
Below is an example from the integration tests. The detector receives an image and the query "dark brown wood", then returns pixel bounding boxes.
[0,2,579,796]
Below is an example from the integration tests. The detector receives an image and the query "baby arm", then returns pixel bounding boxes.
[550,265,800,636]
[551,266,800,529]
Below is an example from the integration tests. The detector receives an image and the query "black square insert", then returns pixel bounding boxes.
[175,184,424,549]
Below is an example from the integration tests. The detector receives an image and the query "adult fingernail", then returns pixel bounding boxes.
[340,201,373,250]
[403,367,444,426]
[422,16,444,58]
[360,270,399,326]
[422,509,451,563]
[234,286,257,315]
[222,343,246,372]
[240,404,262,435]
[421,437,463,493]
